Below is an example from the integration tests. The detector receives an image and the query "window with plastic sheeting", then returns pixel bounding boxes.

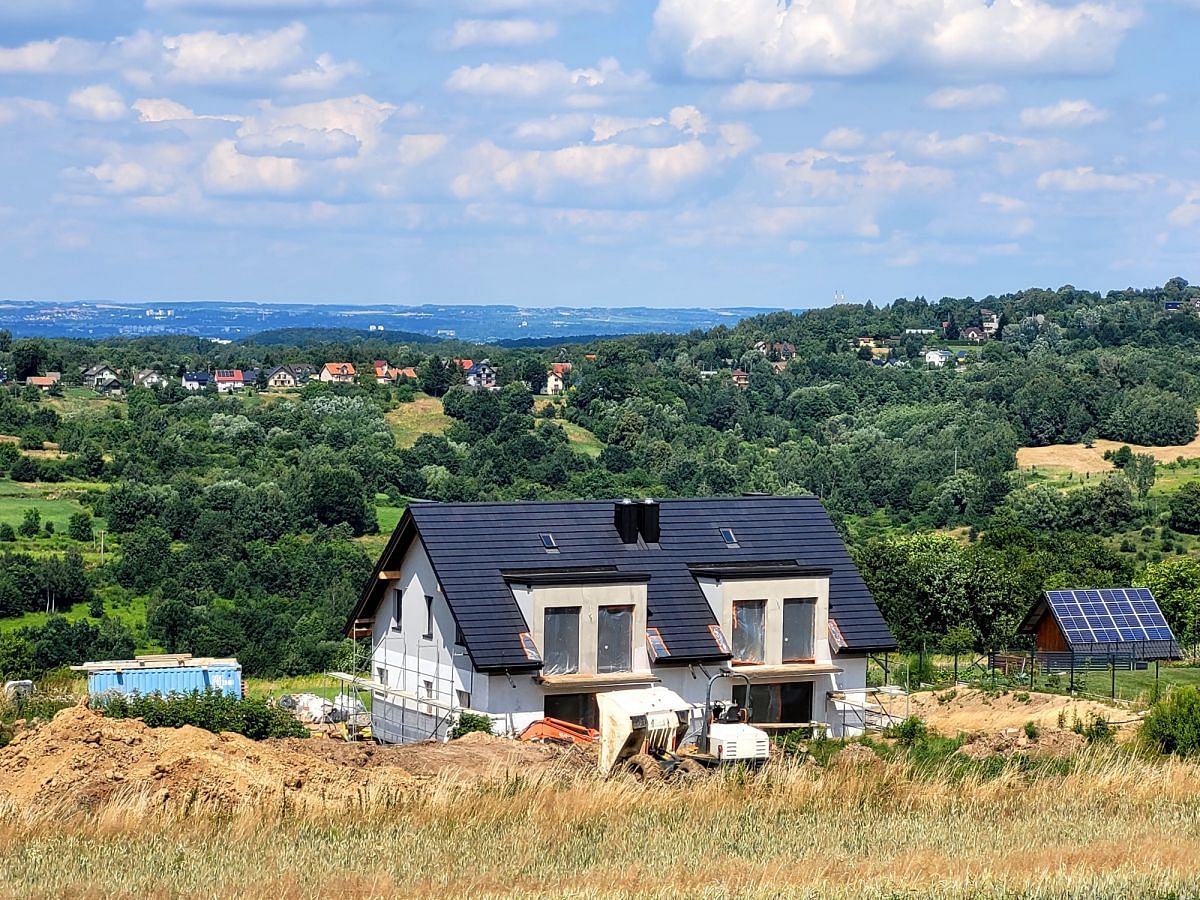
[783,598,816,662]
[732,599,766,663]
[597,606,633,673]
[543,607,580,675]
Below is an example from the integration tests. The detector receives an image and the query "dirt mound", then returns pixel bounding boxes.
[890,689,1132,736]
[831,742,883,770]
[269,731,593,779]
[0,705,411,810]
[957,727,1086,760]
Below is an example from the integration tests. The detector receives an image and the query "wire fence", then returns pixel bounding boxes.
[866,646,1200,704]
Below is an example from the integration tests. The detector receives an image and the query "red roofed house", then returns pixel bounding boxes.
[26,372,61,391]
[396,367,418,380]
[320,362,357,384]
[731,369,750,389]
[214,369,244,393]
[374,361,397,384]
[546,362,572,395]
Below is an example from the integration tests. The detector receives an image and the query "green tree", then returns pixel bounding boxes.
[1169,483,1200,534]
[67,511,94,543]
[1126,453,1157,501]
[17,508,40,538]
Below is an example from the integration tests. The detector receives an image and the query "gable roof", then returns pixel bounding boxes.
[323,362,356,376]
[350,496,896,672]
[214,369,243,382]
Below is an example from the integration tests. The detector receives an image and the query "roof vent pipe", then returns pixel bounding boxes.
[639,499,661,544]
[614,499,639,544]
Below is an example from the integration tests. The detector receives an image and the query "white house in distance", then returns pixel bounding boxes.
[346,497,897,744]
[320,362,356,384]
[546,362,572,395]
[925,349,953,368]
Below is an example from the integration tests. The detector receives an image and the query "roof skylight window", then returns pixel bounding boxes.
[539,532,559,551]
[719,527,738,547]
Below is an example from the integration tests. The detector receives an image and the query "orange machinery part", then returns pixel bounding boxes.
[518,717,599,744]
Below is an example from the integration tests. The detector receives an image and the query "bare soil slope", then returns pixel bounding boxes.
[0,705,413,809]
[1017,433,1200,475]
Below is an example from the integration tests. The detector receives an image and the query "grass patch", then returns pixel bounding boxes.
[560,421,604,458]
[4,750,1200,896]
[385,394,452,448]
[0,594,151,648]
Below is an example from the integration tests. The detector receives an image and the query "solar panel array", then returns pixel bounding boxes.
[1045,588,1175,646]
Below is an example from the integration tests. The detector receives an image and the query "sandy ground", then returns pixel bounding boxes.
[0,706,591,811]
[1017,434,1200,475]
[887,688,1137,735]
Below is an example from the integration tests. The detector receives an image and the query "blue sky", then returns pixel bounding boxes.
[0,0,1196,308]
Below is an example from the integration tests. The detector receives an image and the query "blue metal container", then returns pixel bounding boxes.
[87,663,242,698]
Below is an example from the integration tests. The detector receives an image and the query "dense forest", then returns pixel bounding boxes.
[3,278,1200,681]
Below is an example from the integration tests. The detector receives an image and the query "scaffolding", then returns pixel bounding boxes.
[828,685,908,734]
[329,618,489,744]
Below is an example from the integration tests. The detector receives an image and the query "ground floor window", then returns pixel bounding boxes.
[734,681,815,724]
[544,692,599,730]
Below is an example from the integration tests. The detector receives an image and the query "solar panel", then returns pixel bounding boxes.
[1044,588,1177,648]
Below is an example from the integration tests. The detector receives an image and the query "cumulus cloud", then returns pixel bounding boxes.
[820,127,865,151]
[980,192,1027,213]
[445,57,648,106]
[1036,167,1152,192]
[133,97,240,123]
[720,80,812,111]
[925,84,1007,110]
[163,23,315,85]
[147,0,382,9]
[67,84,126,121]
[1020,99,1109,129]
[757,148,953,200]
[651,0,1138,79]
[446,19,557,49]
[451,117,754,204]
[204,139,305,195]
[0,36,105,74]
[239,95,398,159]
[236,125,361,160]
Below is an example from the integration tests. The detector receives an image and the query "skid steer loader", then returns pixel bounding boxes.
[596,672,770,780]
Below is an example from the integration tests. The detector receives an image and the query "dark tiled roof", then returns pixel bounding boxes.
[352,497,896,672]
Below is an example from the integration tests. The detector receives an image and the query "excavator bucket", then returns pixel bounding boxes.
[518,717,599,745]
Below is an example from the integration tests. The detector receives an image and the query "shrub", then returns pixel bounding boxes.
[1023,721,1040,741]
[1077,713,1113,745]
[100,690,308,740]
[67,511,93,543]
[17,508,40,538]
[887,715,927,746]
[43,521,54,536]
[1141,687,1200,757]
[449,711,493,740]
[0,523,14,543]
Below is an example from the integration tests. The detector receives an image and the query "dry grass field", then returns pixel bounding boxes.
[4,749,1200,898]
[1017,433,1200,475]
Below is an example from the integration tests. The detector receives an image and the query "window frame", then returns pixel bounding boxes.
[596,605,634,674]
[731,598,768,664]
[391,587,402,632]
[423,594,434,641]
[782,597,818,663]
[542,606,582,675]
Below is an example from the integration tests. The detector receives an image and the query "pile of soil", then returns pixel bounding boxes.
[957,727,1086,760]
[0,705,412,809]
[890,689,1133,735]
[268,729,594,779]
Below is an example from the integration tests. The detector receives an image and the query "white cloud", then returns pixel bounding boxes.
[1168,190,1200,228]
[162,23,308,84]
[820,127,864,150]
[651,0,1138,79]
[1020,99,1109,129]
[133,97,240,123]
[720,80,812,111]
[884,130,993,159]
[465,0,611,12]
[396,134,449,166]
[925,84,1007,110]
[513,113,593,143]
[204,139,305,195]
[980,192,1027,213]
[447,19,557,50]
[757,148,953,200]
[147,0,378,9]
[452,121,753,204]
[279,53,361,91]
[1036,167,1152,192]
[67,84,126,121]
[239,95,398,159]
[0,97,55,125]
[0,37,104,74]
[445,57,648,105]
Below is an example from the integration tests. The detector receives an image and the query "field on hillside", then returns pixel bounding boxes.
[385,395,452,447]
[0,479,105,535]
[1017,432,1200,475]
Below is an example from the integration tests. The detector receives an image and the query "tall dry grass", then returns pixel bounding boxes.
[4,749,1200,898]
